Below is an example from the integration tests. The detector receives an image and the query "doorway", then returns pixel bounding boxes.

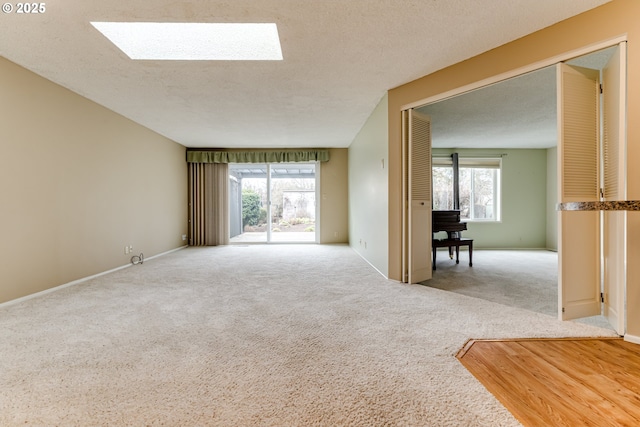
[229,163,318,243]
[409,43,626,333]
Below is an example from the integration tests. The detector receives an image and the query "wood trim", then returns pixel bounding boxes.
[400,35,628,111]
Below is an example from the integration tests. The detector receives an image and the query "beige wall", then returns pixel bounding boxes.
[320,148,349,244]
[433,148,547,249]
[348,95,388,276]
[0,57,188,304]
[388,0,640,337]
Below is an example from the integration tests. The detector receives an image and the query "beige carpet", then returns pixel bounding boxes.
[0,245,618,426]
[425,249,612,329]
[427,249,558,315]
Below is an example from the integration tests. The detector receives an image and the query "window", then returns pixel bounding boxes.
[432,157,501,221]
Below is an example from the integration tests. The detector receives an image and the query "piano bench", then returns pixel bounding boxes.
[432,238,473,270]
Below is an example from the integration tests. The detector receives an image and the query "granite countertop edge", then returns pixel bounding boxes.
[556,201,640,211]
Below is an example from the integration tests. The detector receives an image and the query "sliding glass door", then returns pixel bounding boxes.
[229,163,318,243]
[269,164,317,242]
[229,163,268,243]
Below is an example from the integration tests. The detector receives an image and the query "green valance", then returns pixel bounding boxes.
[187,150,330,164]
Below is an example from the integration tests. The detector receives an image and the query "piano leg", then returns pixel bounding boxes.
[432,246,437,270]
[432,238,473,270]
[446,231,458,259]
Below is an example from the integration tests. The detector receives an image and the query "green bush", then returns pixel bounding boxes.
[304,226,315,232]
[242,190,261,226]
[289,217,311,225]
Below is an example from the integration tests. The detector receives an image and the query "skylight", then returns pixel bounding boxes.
[90,22,283,61]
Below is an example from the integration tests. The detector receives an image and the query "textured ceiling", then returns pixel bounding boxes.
[0,0,610,148]
[419,66,558,149]
[419,46,615,149]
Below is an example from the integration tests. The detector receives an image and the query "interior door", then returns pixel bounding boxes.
[402,109,432,284]
[602,43,627,335]
[557,63,601,320]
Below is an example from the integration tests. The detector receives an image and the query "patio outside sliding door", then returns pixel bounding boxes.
[229,163,318,243]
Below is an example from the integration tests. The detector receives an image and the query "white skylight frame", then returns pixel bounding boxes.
[90,22,283,61]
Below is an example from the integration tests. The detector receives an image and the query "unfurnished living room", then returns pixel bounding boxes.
[2,1,640,426]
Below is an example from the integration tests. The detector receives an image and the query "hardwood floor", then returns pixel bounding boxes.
[457,337,640,427]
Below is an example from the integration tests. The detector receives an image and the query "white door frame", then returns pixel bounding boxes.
[401,36,628,331]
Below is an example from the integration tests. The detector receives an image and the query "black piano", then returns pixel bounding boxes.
[432,210,467,239]
[432,210,473,270]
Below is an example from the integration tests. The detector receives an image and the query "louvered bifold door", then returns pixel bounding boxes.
[557,63,601,321]
[407,110,432,284]
[602,43,627,335]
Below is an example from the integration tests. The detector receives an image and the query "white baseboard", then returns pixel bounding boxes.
[142,245,187,261]
[624,334,640,345]
[0,245,187,308]
[469,247,551,251]
[350,246,389,280]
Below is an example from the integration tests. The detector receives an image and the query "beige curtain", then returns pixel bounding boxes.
[188,162,229,246]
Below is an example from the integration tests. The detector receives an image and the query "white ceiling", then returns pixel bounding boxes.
[418,46,615,149]
[419,66,558,149]
[0,0,610,148]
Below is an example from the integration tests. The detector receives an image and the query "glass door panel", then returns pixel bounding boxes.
[270,163,316,243]
[229,162,317,243]
[229,164,268,243]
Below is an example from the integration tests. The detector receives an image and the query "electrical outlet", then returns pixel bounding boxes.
[182,234,187,241]
[124,246,129,255]
[129,245,133,253]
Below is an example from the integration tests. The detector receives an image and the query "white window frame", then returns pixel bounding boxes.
[432,156,502,222]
